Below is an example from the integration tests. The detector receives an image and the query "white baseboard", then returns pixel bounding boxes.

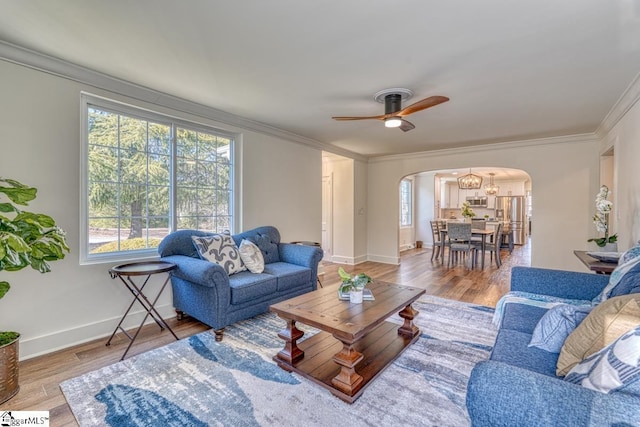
[326,255,354,265]
[353,255,368,265]
[19,304,177,360]
[367,254,400,265]
[327,254,372,265]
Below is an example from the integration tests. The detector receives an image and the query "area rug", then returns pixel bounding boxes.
[60,295,496,427]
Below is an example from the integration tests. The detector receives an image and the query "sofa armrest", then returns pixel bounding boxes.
[467,360,640,427]
[279,243,323,269]
[510,266,609,300]
[161,254,229,288]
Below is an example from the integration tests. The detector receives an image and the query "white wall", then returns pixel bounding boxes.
[603,96,640,248]
[0,59,321,359]
[353,159,368,264]
[366,136,601,269]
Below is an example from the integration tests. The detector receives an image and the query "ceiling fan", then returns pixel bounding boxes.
[332,88,449,132]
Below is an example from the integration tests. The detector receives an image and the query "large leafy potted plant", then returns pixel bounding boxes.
[0,178,69,403]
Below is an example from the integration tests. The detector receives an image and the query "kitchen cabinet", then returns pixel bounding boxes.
[445,182,459,208]
[497,180,525,196]
[486,195,496,209]
[435,177,442,214]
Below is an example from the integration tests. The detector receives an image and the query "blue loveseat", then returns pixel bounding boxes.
[466,266,640,426]
[158,226,323,340]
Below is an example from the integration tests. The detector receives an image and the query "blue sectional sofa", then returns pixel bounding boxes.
[466,266,640,426]
[158,226,323,340]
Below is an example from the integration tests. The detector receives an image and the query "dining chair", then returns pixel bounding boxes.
[475,222,504,267]
[430,220,450,261]
[430,220,442,261]
[447,222,475,268]
[471,219,486,229]
[470,219,486,244]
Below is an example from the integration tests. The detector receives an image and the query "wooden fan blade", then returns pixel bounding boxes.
[332,114,386,121]
[397,96,449,117]
[399,119,415,132]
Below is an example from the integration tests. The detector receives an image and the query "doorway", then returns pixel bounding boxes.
[321,174,333,258]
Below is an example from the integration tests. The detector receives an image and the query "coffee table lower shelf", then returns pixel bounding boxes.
[273,320,419,403]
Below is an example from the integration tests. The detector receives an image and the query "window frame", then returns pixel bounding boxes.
[80,93,241,264]
[399,178,413,228]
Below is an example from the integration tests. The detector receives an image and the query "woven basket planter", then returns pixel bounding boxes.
[0,334,20,404]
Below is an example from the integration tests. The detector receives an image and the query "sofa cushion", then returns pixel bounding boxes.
[564,325,640,395]
[557,294,640,376]
[263,262,312,292]
[192,233,246,275]
[238,239,265,274]
[233,226,281,264]
[500,303,548,334]
[228,272,278,305]
[529,304,593,353]
[490,328,559,377]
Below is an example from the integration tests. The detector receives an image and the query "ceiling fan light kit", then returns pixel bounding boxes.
[331,88,449,132]
[384,117,402,128]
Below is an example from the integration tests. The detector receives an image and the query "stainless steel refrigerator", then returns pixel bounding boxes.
[495,196,526,245]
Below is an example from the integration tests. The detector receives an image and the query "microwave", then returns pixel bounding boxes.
[466,196,488,207]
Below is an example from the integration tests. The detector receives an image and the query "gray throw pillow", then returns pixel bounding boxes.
[528,304,593,353]
[593,244,640,304]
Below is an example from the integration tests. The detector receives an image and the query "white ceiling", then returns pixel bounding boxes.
[1,0,640,157]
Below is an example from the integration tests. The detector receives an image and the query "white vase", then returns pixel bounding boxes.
[595,243,618,252]
[350,290,363,304]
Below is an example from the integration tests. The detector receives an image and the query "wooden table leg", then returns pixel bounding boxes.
[331,339,364,396]
[275,318,305,366]
[397,304,420,338]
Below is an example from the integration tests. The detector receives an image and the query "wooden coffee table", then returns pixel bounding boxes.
[270,280,425,403]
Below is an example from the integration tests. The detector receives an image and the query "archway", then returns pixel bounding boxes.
[397,167,532,262]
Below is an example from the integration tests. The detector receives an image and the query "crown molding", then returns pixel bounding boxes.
[369,133,599,163]
[596,71,640,138]
[0,40,367,162]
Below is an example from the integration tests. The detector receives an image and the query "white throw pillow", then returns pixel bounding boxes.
[238,239,265,274]
[192,233,246,275]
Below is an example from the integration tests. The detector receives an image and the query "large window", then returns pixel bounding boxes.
[81,95,236,263]
[399,179,412,227]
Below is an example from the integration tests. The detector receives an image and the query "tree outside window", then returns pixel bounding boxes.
[83,98,235,262]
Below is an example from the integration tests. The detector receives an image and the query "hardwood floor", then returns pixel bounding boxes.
[0,239,530,425]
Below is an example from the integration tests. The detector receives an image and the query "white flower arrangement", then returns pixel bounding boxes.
[588,185,617,247]
[461,201,476,218]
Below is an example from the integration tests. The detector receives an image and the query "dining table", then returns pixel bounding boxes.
[439,227,495,269]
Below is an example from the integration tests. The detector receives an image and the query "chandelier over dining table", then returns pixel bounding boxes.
[457,168,483,189]
[484,173,499,195]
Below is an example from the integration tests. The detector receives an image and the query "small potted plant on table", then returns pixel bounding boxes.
[0,178,69,403]
[338,267,372,304]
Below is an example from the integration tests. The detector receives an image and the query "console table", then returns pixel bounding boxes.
[573,250,617,275]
